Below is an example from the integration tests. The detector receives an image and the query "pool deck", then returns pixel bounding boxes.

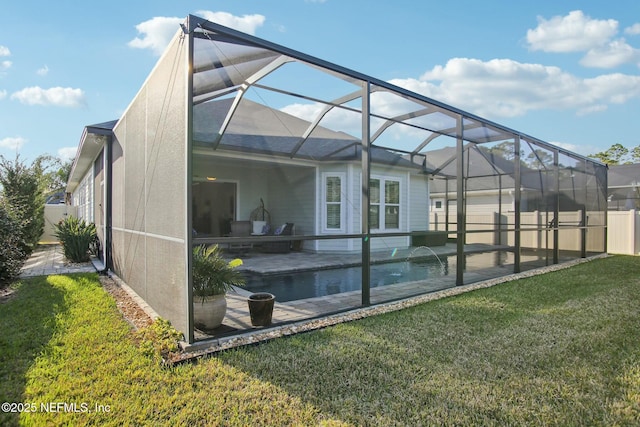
[233,242,504,275]
[198,242,517,338]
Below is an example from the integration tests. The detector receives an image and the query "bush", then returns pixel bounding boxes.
[0,155,46,251]
[54,216,97,263]
[0,205,27,287]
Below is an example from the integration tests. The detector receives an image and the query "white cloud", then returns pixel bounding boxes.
[128,16,183,55]
[527,10,618,53]
[0,60,11,71]
[398,58,640,118]
[128,12,265,56]
[0,45,9,57]
[0,89,6,100]
[37,65,49,76]
[580,38,640,68]
[280,102,326,121]
[0,136,27,151]
[280,57,640,140]
[11,86,86,108]
[57,146,78,160]
[625,23,640,35]
[195,11,265,34]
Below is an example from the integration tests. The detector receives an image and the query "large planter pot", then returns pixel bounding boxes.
[247,293,275,327]
[193,294,227,330]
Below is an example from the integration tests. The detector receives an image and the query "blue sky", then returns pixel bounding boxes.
[1,1,639,163]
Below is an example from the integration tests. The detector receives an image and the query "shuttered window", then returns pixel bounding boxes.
[325,176,342,229]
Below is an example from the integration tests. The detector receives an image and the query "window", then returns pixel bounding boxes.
[370,179,380,229]
[369,177,400,230]
[75,170,94,222]
[433,198,444,211]
[323,174,344,231]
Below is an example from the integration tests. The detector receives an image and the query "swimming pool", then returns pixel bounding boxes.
[244,257,449,302]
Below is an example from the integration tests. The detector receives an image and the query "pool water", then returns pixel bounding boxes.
[244,257,449,302]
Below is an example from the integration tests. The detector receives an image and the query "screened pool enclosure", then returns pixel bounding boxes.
[70,15,606,344]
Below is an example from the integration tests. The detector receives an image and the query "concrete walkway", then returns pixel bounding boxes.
[19,244,97,278]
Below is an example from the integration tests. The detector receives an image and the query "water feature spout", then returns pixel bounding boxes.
[405,246,446,275]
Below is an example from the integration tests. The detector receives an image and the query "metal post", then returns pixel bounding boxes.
[361,81,371,306]
[603,165,608,254]
[445,178,450,233]
[514,136,521,273]
[581,161,588,258]
[185,18,195,344]
[553,150,559,264]
[498,174,502,246]
[456,116,464,285]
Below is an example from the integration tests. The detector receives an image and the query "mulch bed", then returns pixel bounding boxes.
[99,275,154,330]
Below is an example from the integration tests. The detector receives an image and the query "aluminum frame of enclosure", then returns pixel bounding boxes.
[183,15,607,343]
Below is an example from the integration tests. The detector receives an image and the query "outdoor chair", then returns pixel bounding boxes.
[263,223,295,253]
[228,220,252,254]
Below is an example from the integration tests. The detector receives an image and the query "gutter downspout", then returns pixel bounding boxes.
[100,134,113,274]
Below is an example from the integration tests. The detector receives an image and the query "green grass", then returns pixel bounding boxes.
[1,257,639,426]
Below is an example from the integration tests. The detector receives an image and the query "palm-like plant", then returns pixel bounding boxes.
[192,245,245,302]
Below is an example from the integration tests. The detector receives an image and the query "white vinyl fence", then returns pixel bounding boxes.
[607,210,640,255]
[42,204,77,243]
[430,209,639,255]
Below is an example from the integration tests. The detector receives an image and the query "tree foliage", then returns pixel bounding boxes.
[0,155,46,250]
[588,143,640,165]
[0,154,70,286]
[0,204,27,287]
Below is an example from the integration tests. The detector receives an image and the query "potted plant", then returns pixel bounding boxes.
[250,198,271,235]
[192,244,245,330]
[248,292,276,327]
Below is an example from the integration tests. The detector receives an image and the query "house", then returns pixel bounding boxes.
[66,15,607,342]
[191,97,429,252]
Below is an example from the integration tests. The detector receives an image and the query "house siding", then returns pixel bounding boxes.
[409,173,429,232]
[268,166,316,248]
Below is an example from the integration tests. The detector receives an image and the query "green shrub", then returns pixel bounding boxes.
[0,155,46,251]
[0,205,27,287]
[54,216,97,262]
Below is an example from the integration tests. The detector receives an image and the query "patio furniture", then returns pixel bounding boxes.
[263,223,295,253]
[228,220,252,253]
[411,230,448,247]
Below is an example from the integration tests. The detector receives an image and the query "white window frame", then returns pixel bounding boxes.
[322,172,346,233]
[370,175,401,232]
[432,197,445,212]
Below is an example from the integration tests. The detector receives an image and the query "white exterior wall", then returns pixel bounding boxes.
[314,164,423,252]
[409,173,429,232]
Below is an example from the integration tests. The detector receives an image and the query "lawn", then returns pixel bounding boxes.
[1,256,639,426]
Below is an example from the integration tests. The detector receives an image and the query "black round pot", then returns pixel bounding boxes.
[247,293,275,327]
